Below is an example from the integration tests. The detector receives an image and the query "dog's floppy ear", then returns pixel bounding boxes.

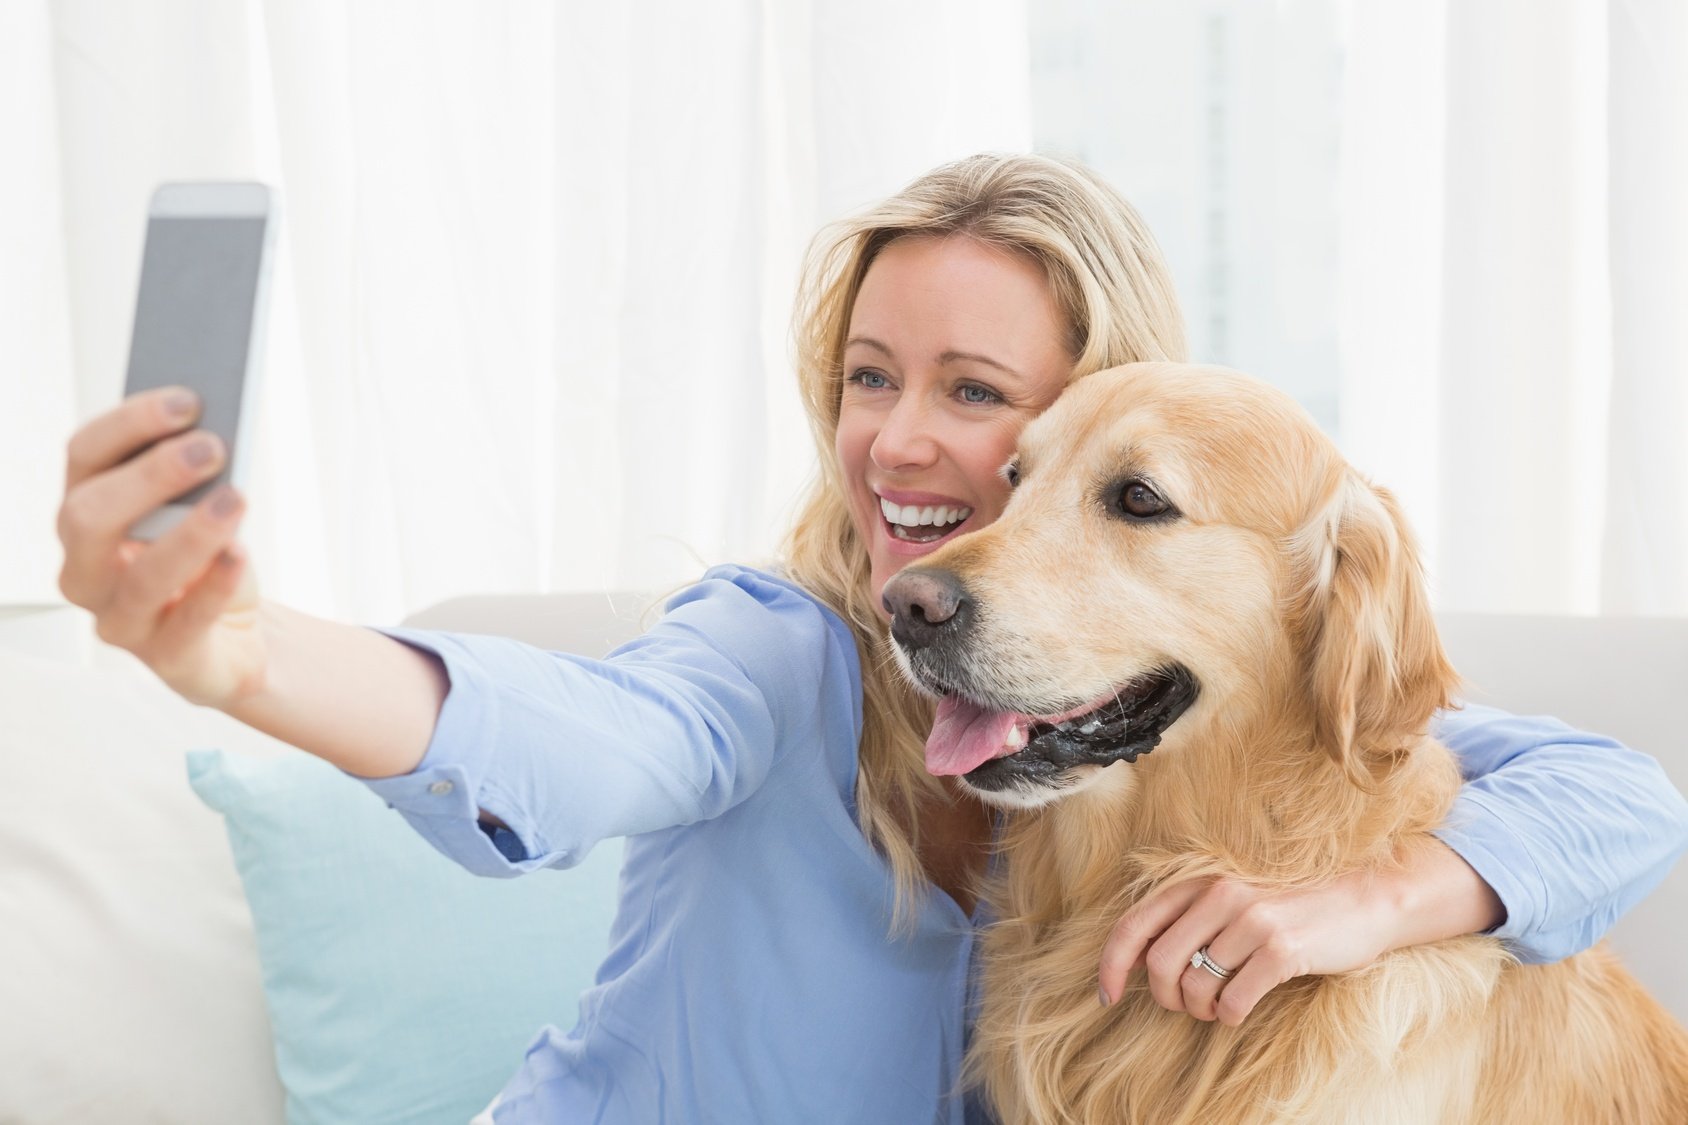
[1295,473,1458,788]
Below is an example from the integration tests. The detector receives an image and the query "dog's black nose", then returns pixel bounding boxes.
[883,568,970,651]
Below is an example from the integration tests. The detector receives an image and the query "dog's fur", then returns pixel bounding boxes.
[894,363,1688,1123]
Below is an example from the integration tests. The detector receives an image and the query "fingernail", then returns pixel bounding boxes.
[165,389,199,420]
[182,436,217,467]
[1097,985,1111,1008]
[209,487,240,518]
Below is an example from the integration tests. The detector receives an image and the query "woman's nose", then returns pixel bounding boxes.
[870,398,939,471]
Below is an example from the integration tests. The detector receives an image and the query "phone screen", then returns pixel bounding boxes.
[124,213,269,508]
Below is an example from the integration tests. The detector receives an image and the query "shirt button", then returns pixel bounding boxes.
[428,780,455,796]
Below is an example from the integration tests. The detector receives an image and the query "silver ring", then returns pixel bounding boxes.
[1190,947,1233,980]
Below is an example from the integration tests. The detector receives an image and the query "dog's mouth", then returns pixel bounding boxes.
[925,665,1199,790]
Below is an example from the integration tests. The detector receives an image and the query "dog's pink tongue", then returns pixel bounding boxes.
[927,696,1025,776]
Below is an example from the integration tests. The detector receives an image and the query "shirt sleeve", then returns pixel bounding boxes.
[1430,701,1688,964]
[351,566,859,878]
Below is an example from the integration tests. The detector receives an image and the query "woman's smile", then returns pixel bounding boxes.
[876,488,976,548]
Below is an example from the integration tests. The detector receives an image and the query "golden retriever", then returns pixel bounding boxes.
[883,362,1688,1123]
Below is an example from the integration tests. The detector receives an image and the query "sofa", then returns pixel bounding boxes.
[3,594,1684,1124]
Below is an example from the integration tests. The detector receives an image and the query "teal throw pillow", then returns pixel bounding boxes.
[187,749,622,1124]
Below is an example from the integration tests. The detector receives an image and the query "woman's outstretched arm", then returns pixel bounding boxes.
[220,601,450,778]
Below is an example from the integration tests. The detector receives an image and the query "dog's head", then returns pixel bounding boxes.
[883,362,1457,809]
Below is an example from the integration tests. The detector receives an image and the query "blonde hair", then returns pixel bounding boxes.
[779,153,1189,928]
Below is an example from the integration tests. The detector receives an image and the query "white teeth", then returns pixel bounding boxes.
[878,497,974,529]
[1005,725,1025,750]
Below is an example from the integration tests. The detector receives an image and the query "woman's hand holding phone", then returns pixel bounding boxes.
[56,385,267,709]
[54,181,447,779]
[57,389,451,780]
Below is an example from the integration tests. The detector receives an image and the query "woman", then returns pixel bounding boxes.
[57,154,1688,1122]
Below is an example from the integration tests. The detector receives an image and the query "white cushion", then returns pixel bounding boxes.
[0,607,288,1124]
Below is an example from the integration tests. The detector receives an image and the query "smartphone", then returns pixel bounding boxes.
[122,181,278,540]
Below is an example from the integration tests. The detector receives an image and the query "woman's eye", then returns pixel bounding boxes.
[851,369,890,390]
[1119,480,1172,519]
[959,384,999,405]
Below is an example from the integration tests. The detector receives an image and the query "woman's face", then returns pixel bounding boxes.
[837,235,1074,615]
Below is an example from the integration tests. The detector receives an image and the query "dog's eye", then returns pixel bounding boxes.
[1003,460,1021,489]
[1118,480,1173,520]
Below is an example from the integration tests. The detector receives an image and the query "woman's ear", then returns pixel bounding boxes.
[1297,474,1459,788]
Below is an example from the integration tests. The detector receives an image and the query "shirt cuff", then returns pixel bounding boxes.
[1433,787,1549,960]
[349,625,542,877]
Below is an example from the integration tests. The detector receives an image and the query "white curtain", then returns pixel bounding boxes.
[1338,0,1688,615]
[2,0,1030,623]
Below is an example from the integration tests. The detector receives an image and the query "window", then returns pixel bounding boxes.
[1030,0,1344,436]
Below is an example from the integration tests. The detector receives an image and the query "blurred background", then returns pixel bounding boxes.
[4,0,1684,625]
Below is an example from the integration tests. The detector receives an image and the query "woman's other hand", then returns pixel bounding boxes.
[1094,841,1505,1026]
[57,385,264,708]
